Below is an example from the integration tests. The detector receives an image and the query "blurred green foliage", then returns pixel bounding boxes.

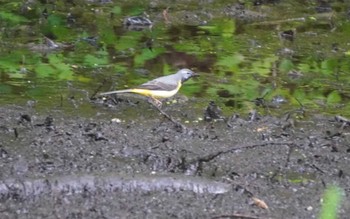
[1,0,350,115]
[319,186,343,219]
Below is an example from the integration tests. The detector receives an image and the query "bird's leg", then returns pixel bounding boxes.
[148,99,187,132]
[148,97,162,108]
[153,105,187,131]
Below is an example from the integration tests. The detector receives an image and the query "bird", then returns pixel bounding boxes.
[99,68,197,107]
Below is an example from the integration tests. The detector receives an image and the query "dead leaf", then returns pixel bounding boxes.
[252,197,268,209]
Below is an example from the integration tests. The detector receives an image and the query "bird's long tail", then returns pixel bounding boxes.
[99,89,133,96]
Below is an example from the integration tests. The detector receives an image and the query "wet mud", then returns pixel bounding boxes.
[0,100,349,219]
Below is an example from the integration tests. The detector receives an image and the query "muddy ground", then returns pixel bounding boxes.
[0,98,349,219]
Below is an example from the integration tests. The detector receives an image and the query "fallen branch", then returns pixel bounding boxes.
[212,213,269,219]
[194,141,294,165]
[0,174,231,200]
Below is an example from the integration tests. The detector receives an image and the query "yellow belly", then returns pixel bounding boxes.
[130,81,182,99]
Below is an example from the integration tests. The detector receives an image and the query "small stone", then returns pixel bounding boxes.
[162,136,170,142]
[204,101,224,121]
[306,206,313,211]
[111,118,121,123]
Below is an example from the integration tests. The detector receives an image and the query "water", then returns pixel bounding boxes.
[1,0,350,116]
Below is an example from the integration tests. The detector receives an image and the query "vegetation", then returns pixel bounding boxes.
[1,0,350,116]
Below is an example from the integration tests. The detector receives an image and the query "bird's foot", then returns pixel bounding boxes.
[148,97,162,108]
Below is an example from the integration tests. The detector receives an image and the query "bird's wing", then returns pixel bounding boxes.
[136,79,178,91]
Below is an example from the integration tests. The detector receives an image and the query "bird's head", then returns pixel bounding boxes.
[177,68,198,83]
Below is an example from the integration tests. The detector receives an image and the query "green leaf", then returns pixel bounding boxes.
[174,40,201,53]
[114,64,128,73]
[111,6,122,15]
[34,54,74,80]
[127,7,146,16]
[115,34,142,51]
[134,47,165,67]
[35,64,56,78]
[298,63,311,73]
[250,55,278,77]
[326,90,341,104]
[220,19,235,38]
[199,19,235,38]
[320,186,343,219]
[279,59,294,73]
[0,11,28,24]
[84,53,109,67]
[0,58,20,73]
[0,84,12,94]
[0,51,37,73]
[293,89,306,102]
[47,14,63,26]
[321,59,338,75]
[216,53,244,71]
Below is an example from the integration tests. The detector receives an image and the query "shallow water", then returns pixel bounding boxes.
[1,0,350,117]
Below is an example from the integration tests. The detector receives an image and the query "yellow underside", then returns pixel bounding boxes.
[130,81,182,99]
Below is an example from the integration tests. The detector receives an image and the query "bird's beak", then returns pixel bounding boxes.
[191,72,200,77]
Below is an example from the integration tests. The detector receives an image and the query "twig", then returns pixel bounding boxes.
[335,115,350,129]
[163,7,170,24]
[285,97,305,121]
[189,141,294,166]
[284,143,294,167]
[60,94,63,107]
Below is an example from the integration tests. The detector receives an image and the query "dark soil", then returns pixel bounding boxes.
[0,100,349,219]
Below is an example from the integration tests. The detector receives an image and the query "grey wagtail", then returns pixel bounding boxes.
[99,68,197,106]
